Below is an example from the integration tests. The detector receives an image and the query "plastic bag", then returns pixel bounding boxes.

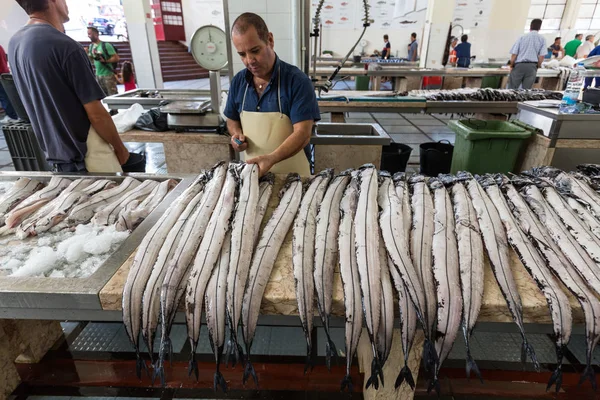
[134,108,169,132]
[112,103,144,133]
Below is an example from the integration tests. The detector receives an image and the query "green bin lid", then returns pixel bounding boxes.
[449,119,532,141]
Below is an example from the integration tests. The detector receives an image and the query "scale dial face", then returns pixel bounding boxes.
[190,25,229,71]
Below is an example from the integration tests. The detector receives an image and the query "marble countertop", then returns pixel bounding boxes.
[120,129,231,144]
[99,175,583,325]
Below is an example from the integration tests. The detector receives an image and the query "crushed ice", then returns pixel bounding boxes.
[0,223,130,278]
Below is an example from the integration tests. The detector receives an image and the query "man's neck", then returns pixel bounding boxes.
[28,13,63,32]
[92,39,101,44]
[256,58,277,82]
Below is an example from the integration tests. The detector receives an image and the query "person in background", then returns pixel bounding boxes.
[448,36,458,65]
[225,13,320,176]
[564,34,583,58]
[408,32,418,62]
[117,61,136,92]
[584,44,600,89]
[548,37,563,58]
[454,34,471,68]
[10,0,129,173]
[507,19,546,89]
[381,34,391,59]
[0,45,18,123]
[576,35,596,59]
[87,27,120,97]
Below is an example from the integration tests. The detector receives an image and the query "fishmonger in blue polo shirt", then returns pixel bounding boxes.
[224,12,320,176]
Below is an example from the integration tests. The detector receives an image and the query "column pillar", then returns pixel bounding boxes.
[123,0,164,89]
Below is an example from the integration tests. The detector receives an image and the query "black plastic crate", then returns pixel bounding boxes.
[1,122,49,171]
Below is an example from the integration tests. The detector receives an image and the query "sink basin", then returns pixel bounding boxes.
[311,123,391,145]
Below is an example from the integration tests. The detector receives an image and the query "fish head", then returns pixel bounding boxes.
[408,174,426,185]
[522,166,562,179]
[280,173,301,198]
[428,178,444,190]
[576,163,600,176]
[475,174,498,188]
[260,172,276,185]
[438,174,456,187]
[454,171,474,182]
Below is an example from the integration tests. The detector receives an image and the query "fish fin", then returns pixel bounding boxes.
[423,339,439,375]
[325,336,338,372]
[395,365,415,390]
[243,360,258,387]
[546,366,562,392]
[224,338,235,368]
[213,370,228,393]
[578,364,597,390]
[168,339,173,367]
[340,375,354,392]
[304,344,314,374]
[188,352,199,381]
[152,360,166,387]
[135,353,148,380]
[427,378,441,396]
[236,342,246,367]
[366,357,383,390]
[521,339,540,372]
[466,353,483,383]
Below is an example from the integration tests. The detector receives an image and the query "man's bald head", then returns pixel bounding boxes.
[232,12,270,43]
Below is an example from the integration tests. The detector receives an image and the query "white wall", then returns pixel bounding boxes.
[182,0,225,46]
[226,0,298,75]
[0,2,28,54]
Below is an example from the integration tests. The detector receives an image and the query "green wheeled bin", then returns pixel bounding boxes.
[355,76,370,91]
[449,119,532,175]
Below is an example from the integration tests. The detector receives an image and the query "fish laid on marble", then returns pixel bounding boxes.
[449,176,484,381]
[122,172,209,379]
[253,173,275,246]
[484,175,571,392]
[157,163,227,383]
[292,169,332,373]
[338,175,363,393]
[314,169,350,370]
[225,163,259,366]
[355,164,383,390]
[503,176,600,390]
[241,174,302,386]
[429,178,461,395]
[185,164,237,382]
[466,173,539,371]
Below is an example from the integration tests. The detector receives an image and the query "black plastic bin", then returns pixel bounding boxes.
[0,74,30,122]
[381,142,412,173]
[419,140,454,177]
[1,122,49,171]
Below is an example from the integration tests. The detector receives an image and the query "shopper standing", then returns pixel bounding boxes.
[0,45,18,122]
[507,19,546,89]
[87,27,120,97]
[408,32,418,62]
[564,34,583,58]
[454,35,471,68]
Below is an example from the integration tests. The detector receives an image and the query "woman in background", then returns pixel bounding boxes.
[117,61,136,92]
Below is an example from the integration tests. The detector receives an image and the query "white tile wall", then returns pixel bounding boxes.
[242,0,267,13]
[267,12,293,40]
[227,0,244,13]
[275,39,293,63]
[266,0,293,13]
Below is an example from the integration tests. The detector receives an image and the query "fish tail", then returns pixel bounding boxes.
[578,364,597,391]
[423,338,438,375]
[135,352,148,380]
[546,366,563,392]
[365,356,383,390]
[340,374,354,392]
[243,359,259,387]
[466,351,483,383]
[324,334,338,372]
[521,338,539,372]
[395,364,415,390]
[151,357,166,387]
[304,342,314,374]
[427,377,441,395]
[188,350,199,381]
[213,368,228,393]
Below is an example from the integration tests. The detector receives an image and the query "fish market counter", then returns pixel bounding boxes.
[517,102,600,172]
[120,129,234,174]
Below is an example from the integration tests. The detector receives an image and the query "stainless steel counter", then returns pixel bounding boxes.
[104,89,212,109]
[0,172,197,314]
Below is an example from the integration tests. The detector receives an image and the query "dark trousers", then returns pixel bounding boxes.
[584,77,600,89]
[0,84,17,119]
[508,63,537,89]
[52,161,87,173]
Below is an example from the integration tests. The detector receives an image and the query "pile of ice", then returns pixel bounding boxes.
[0,224,130,278]
[0,181,15,197]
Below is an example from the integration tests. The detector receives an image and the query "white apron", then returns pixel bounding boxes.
[84,126,123,173]
[240,68,311,176]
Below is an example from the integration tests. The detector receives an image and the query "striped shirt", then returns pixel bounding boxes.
[510,31,547,64]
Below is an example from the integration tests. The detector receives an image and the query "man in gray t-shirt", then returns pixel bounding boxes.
[9,0,128,172]
[408,32,418,61]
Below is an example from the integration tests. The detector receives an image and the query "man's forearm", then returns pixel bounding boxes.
[509,54,517,67]
[538,55,544,68]
[227,118,243,137]
[269,124,312,164]
[89,113,127,152]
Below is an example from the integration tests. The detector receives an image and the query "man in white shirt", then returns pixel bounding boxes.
[507,19,546,89]
[576,35,596,59]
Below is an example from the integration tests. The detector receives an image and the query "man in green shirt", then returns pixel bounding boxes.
[87,27,120,96]
[564,34,583,57]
